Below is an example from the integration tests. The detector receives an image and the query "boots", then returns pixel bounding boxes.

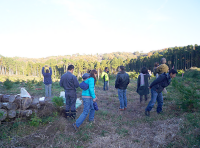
[140,96,142,103]
[70,110,77,120]
[65,110,70,118]
[145,95,148,101]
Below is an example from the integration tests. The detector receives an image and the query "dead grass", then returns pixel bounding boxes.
[0,79,194,147]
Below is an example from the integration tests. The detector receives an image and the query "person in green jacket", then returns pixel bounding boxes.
[73,70,97,130]
[101,67,109,91]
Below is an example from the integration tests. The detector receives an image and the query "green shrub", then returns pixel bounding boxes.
[172,78,200,112]
[109,74,116,80]
[52,96,64,107]
[3,78,13,89]
[29,115,42,127]
[14,79,21,84]
[26,80,34,89]
[184,69,200,79]
[128,72,139,80]
[37,80,43,86]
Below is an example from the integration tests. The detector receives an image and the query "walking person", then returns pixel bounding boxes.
[42,66,52,98]
[101,67,109,91]
[115,66,130,111]
[60,65,79,119]
[73,70,98,130]
[145,69,177,116]
[137,67,150,103]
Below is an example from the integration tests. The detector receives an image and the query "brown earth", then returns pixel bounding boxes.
[0,81,183,148]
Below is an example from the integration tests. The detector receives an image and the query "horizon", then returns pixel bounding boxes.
[0,0,200,58]
[0,43,198,59]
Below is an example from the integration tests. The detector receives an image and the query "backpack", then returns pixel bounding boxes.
[79,81,89,90]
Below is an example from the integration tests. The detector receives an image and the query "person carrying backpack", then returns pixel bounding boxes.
[101,67,109,91]
[145,69,177,116]
[73,70,98,131]
[137,67,150,103]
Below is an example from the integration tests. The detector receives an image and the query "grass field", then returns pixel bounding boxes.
[0,72,200,147]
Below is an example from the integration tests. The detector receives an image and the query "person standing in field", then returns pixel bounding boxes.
[156,58,169,93]
[73,70,98,131]
[137,67,150,103]
[153,62,159,78]
[101,67,109,91]
[145,69,177,116]
[115,66,130,111]
[60,65,79,119]
[42,66,52,98]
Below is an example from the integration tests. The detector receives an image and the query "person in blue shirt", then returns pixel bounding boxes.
[42,66,52,98]
[73,70,97,130]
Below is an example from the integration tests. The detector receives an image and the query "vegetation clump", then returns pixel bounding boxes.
[3,78,13,89]
[52,96,64,107]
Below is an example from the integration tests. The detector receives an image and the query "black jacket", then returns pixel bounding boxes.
[137,74,150,95]
[150,73,171,93]
[115,71,130,90]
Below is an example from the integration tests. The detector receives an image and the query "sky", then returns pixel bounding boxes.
[0,0,200,58]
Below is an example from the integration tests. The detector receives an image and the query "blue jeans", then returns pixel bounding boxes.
[103,81,108,90]
[76,97,95,128]
[118,89,127,109]
[145,89,163,113]
[45,84,51,97]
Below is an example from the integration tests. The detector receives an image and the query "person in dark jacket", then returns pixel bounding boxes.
[115,66,130,111]
[137,67,150,103]
[42,66,52,98]
[145,69,177,116]
[60,65,79,119]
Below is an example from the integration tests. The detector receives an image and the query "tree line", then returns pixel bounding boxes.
[0,44,200,79]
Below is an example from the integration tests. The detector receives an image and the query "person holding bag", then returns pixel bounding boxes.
[73,70,98,130]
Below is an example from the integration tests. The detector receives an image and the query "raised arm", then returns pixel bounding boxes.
[42,67,45,75]
[49,67,52,75]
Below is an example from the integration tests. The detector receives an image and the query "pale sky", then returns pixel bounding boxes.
[0,0,200,58]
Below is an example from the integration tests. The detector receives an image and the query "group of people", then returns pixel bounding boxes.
[136,58,177,116]
[42,57,177,131]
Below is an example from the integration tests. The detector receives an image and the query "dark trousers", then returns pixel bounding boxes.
[140,95,148,102]
[65,91,77,111]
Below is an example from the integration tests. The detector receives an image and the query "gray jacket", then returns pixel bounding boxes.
[60,72,79,94]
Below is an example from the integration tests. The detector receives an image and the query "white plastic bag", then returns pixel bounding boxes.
[76,98,82,109]
[39,97,45,101]
[60,91,66,104]
[20,88,31,98]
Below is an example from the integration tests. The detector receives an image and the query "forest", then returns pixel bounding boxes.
[0,44,200,79]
